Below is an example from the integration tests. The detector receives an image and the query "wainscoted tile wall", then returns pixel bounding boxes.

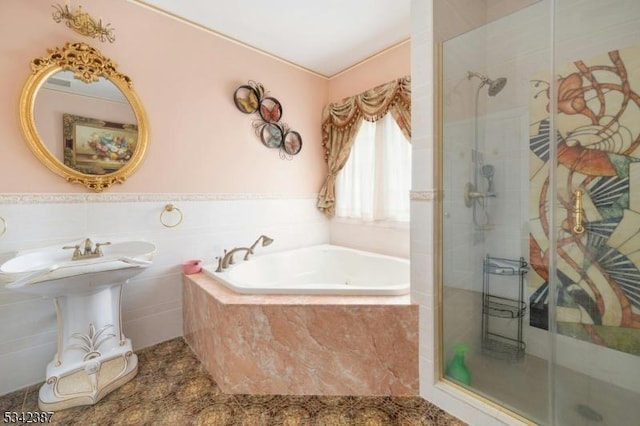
[329,219,410,259]
[0,193,329,396]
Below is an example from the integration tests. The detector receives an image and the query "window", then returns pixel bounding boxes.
[335,113,411,222]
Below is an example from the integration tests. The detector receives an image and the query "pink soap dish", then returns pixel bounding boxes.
[182,259,202,275]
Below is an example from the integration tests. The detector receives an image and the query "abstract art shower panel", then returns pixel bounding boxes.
[528,45,640,355]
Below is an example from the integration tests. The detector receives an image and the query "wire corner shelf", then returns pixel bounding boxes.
[482,254,528,361]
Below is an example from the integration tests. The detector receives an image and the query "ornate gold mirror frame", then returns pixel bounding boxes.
[19,42,148,192]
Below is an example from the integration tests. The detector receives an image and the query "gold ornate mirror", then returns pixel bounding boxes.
[19,42,148,192]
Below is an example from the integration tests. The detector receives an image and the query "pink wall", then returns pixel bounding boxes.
[1,1,411,194]
[327,41,410,103]
[0,0,328,193]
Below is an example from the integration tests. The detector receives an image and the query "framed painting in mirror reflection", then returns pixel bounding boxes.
[63,113,138,175]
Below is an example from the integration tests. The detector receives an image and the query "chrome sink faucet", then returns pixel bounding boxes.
[63,238,111,260]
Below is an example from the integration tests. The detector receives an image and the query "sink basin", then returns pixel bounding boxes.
[2,239,157,411]
[1,240,156,296]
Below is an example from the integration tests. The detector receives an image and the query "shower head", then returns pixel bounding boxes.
[488,77,507,96]
[467,71,507,96]
[244,235,274,261]
[481,164,495,193]
[481,164,494,179]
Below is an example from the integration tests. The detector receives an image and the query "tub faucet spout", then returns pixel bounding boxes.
[221,247,253,269]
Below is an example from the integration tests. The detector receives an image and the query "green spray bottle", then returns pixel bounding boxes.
[446,343,471,385]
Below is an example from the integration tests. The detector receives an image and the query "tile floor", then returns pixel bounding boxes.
[1,338,464,425]
[466,349,640,426]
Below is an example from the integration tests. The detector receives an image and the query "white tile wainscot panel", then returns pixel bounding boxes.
[0,193,329,395]
[329,219,409,259]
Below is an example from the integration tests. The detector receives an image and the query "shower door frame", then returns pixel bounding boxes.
[434,41,539,426]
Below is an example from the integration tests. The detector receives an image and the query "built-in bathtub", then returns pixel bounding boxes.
[183,244,417,396]
[202,244,409,295]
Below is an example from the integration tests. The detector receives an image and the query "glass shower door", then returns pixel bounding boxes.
[439,0,640,424]
[547,1,640,424]
[440,2,551,424]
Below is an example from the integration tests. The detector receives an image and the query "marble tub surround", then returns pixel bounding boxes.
[0,338,464,425]
[183,273,418,396]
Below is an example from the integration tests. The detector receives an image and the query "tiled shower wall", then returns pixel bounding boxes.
[0,193,328,395]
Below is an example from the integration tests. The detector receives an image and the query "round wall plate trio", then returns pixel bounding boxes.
[233,82,302,156]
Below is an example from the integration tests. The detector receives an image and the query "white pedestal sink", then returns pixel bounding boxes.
[1,239,156,411]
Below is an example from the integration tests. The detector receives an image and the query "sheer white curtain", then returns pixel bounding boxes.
[335,113,411,222]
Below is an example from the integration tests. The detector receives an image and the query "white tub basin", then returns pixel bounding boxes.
[202,244,409,295]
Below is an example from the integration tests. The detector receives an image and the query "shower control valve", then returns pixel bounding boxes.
[463,182,486,207]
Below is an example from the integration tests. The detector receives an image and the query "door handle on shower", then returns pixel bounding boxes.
[573,189,585,234]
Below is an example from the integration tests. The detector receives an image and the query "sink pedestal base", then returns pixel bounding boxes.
[38,349,138,411]
[37,283,138,411]
[1,240,157,411]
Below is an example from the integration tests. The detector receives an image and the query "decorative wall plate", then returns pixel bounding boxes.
[260,123,284,148]
[233,80,301,158]
[233,85,260,114]
[283,130,303,155]
[258,97,282,122]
